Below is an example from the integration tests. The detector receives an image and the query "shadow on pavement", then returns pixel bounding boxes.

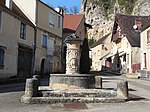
[128,93,146,101]
[0,83,25,93]
[0,79,49,94]
[90,71,122,76]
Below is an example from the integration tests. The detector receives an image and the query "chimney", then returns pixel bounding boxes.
[5,0,12,10]
[135,18,142,30]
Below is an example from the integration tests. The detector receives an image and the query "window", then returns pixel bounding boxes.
[58,15,61,28]
[127,54,129,65]
[0,48,4,69]
[42,34,47,48]
[147,30,150,43]
[20,22,26,40]
[144,53,147,68]
[49,12,55,28]
[0,11,2,31]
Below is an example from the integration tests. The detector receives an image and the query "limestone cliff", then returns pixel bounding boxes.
[81,0,150,42]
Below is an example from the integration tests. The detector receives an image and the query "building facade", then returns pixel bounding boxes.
[14,0,63,75]
[111,14,149,73]
[90,33,112,71]
[140,27,150,71]
[0,0,34,79]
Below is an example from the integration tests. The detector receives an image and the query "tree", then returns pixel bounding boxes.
[80,38,90,73]
[88,38,96,46]
[70,6,79,14]
[58,6,69,14]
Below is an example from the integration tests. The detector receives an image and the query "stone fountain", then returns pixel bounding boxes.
[21,34,129,104]
[50,34,95,89]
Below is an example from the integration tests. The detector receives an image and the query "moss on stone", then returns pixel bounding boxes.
[90,0,137,17]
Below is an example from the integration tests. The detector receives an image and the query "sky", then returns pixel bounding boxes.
[42,0,82,11]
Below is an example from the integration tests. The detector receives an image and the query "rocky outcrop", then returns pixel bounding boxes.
[81,0,150,41]
[132,0,150,16]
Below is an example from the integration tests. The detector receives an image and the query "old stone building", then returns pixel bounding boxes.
[110,14,150,73]
[0,0,35,79]
[90,33,112,71]
[14,0,63,76]
[140,25,150,71]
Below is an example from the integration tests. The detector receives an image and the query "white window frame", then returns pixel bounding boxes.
[20,22,26,40]
[49,12,55,28]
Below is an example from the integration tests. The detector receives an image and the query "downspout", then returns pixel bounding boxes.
[32,0,38,75]
[61,9,64,72]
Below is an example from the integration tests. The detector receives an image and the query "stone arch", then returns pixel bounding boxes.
[40,58,45,76]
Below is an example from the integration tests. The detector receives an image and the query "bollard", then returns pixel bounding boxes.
[95,76,102,89]
[24,78,38,97]
[33,75,40,86]
[117,80,128,99]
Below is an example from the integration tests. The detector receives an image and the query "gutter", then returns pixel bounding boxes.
[32,1,38,75]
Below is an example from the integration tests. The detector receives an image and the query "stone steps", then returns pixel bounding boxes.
[41,89,116,98]
[21,96,126,104]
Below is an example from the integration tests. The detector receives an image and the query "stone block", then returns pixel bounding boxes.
[126,73,139,79]
[24,78,38,97]
[33,75,40,85]
[95,76,102,89]
[117,80,128,99]
[50,74,95,89]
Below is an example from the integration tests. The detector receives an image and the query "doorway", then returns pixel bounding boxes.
[40,58,45,77]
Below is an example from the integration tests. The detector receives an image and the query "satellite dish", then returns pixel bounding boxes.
[133,25,138,30]
[55,8,60,12]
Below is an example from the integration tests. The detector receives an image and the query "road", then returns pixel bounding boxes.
[0,74,150,112]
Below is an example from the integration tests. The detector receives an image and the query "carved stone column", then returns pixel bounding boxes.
[65,34,82,74]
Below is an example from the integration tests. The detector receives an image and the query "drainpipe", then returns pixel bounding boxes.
[61,8,64,72]
[32,1,38,75]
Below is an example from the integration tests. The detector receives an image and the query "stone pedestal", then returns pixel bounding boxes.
[49,34,96,89]
[65,35,82,74]
[50,74,95,89]
[95,76,102,89]
[117,80,128,99]
[24,78,38,97]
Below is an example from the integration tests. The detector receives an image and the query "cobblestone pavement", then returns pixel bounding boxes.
[0,73,150,112]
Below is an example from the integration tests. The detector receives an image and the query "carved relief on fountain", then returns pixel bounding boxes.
[67,49,79,71]
[65,34,82,74]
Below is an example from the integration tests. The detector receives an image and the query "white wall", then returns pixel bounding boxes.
[13,0,36,25]
[140,27,150,70]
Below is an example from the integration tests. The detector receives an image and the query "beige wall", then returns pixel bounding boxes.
[37,1,62,38]
[35,2,63,73]
[90,34,111,71]
[35,29,47,72]
[75,16,87,39]
[90,45,102,70]
[141,27,150,70]
[0,10,34,78]
[111,35,141,73]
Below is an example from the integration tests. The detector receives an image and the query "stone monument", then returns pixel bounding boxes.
[21,34,128,104]
[49,34,95,89]
[65,34,81,74]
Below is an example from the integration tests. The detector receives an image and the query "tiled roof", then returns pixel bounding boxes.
[63,14,84,31]
[112,14,150,47]
[90,33,111,48]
